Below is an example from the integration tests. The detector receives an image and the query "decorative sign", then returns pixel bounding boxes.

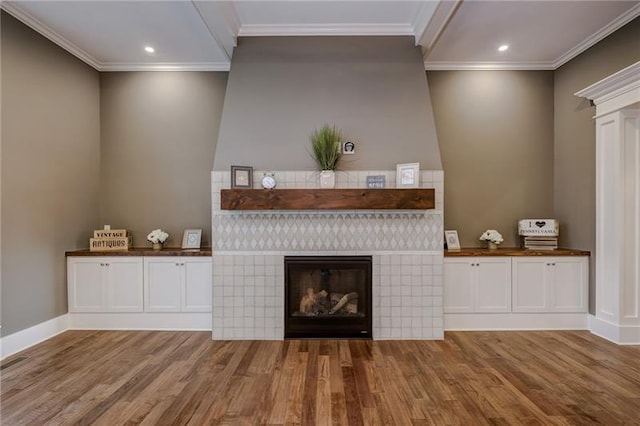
[93,229,127,238]
[90,237,131,251]
[90,228,130,251]
[518,219,559,236]
[366,175,386,188]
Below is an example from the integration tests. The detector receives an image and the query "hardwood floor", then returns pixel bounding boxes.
[1,331,639,425]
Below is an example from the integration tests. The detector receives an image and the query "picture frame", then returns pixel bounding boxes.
[396,162,420,188]
[231,165,253,189]
[343,141,355,154]
[445,230,461,250]
[182,229,202,250]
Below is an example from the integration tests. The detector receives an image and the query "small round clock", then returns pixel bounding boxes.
[261,172,276,189]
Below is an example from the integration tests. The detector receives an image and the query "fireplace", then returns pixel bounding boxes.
[285,256,372,338]
[212,168,444,340]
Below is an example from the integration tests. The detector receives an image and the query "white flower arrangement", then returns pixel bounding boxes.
[147,229,169,244]
[479,229,504,244]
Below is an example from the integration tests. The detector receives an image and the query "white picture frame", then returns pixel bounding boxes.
[182,229,202,249]
[396,162,420,188]
[445,230,461,250]
[343,141,355,154]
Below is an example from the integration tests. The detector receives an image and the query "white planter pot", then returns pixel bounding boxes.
[319,170,336,188]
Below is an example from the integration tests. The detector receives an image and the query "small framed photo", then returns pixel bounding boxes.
[396,162,420,188]
[343,141,355,154]
[445,230,461,250]
[182,229,202,249]
[231,165,253,189]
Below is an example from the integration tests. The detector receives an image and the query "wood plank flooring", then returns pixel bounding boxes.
[1,330,639,425]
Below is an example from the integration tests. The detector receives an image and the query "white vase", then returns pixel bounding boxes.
[152,242,163,251]
[487,241,498,250]
[319,170,335,188]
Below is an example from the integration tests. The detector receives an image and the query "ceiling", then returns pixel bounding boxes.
[2,0,639,71]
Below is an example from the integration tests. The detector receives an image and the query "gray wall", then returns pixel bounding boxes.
[1,12,101,336]
[214,36,442,171]
[428,71,555,247]
[99,72,228,246]
[554,17,640,312]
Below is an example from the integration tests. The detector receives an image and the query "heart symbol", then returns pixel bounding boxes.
[535,221,546,228]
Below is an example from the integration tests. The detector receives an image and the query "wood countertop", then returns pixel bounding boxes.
[66,248,212,257]
[445,247,590,257]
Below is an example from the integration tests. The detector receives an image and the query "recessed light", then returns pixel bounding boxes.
[144,46,155,54]
[498,44,509,52]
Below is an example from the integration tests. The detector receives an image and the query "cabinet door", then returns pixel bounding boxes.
[68,258,106,312]
[106,258,143,312]
[475,258,511,312]
[182,259,212,312]
[548,257,588,312]
[512,258,548,312]
[444,259,474,313]
[145,258,182,312]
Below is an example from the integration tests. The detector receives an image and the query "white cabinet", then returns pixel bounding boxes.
[144,257,212,312]
[512,257,588,313]
[444,257,511,313]
[68,257,143,312]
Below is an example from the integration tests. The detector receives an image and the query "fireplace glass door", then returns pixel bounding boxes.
[285,256,372,338]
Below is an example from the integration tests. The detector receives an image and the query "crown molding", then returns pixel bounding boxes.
[1,1,100,70]
[424,61,556,71]
[417,0,461,54]
[575,61,640,105]
[99,62,231,72]
[191,0,240,60]
[553,3,640,69]
[238,23,414,37]
[411,0,441,46]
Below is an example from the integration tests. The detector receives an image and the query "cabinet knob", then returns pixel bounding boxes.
[552,263,556,266]
[175,263,180,266]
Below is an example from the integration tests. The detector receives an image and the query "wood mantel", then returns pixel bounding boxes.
[220,188,435,210]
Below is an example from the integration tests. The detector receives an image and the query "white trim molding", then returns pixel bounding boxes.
[418,0,461,55]
[99,62,231,72]
[445,313,589,331]
[0,314,70,360]
[554,3,640,69]
[0,1,101,70]
[238,23,414,37]
[575,61,640,117]
[589,316,640,345]
[425,61,556,71]
[68,313,211,331]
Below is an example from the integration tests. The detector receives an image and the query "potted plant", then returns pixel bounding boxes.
[147,228,169,250]
[310,124,342,188]
[479,229,504,250]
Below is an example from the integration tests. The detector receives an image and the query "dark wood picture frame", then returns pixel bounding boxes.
[231,165,253,189]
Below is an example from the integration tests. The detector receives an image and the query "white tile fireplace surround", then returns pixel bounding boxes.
[211,170,444,340]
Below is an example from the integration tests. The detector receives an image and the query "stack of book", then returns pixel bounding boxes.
[518,219,559,250]
[522,236,558,250]
[90,227,131,252]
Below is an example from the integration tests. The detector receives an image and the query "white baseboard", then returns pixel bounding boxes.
[445,313,589,331]
[0,314,70,360]
[69,313,212,331]
[589,315,640,345]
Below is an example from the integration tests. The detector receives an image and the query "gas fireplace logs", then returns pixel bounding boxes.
[296,288,359,316]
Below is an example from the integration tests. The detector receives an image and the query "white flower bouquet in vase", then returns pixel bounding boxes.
[479,229,503,250]
[147,229,169,250]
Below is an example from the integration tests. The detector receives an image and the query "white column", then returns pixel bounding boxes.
[592,110,640,344]
[576,61,640,344]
